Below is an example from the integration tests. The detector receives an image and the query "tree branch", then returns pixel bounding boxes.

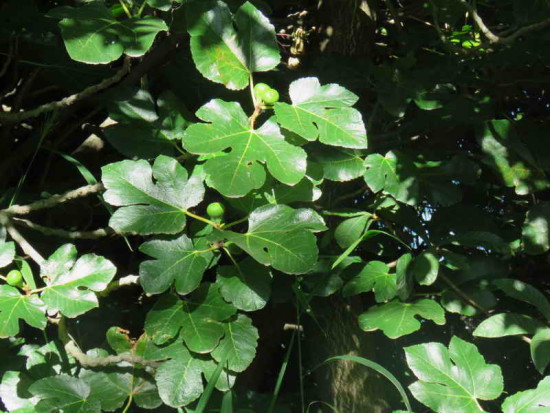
[99,274,140,296]
[12,218,113,239]
[3,183,104,216]
[457,0,550,44]
[0,57,131,123]
[0,219,45,265]
[58,317,159,368]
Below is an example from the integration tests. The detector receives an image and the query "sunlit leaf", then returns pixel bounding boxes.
[102,155,204,234]
[139,234,215,295]
[274,77,368,149]
[221,204,326,274]
[405,336,503,413]
[187,1,280,89]
[183,99,306,197]
[502,376,550,413]
[47,3,167,64]
[40,244,116,318]
[0,285,46,338]
[359,299,445,339]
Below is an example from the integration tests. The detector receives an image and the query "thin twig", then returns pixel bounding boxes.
[58,317,159,368]
[13,218,113,239]
[0,57,131,123]
[457,0,550,44]
[2,221,45,265]
[331,185,369,207]
[3,183,104,216]
[99,274,140,296]
[439,273,488,314]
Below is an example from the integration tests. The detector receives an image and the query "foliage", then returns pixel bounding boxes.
[0,0,549,411]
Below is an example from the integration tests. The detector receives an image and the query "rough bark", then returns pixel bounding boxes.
[307,296,390,412]
[315,0,378,56]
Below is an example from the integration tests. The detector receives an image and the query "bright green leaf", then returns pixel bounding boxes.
[359,299,445,339]
[412,250,440,286]
[156,354,203,408]
[102,155,204,234]
[221,204,326,274]
[0,285,47,338]
[47,4,167,64]
[473,313,545,338]
[363,151,418,205]
[106,327,133,354]
[0,240,15,269]
[145,284,236,352]
[216,257,272,311]
[0,371,38,411]
[29,375,101,413]
[139,234,214,295]
[311,146,365,181]
[187,1,280,89]
[183,99,306,197]
[502,376,550,413]
[405,336,503,413]
[274,77,368,149]
[342,261,397,302]
[531,328,550,374]
[212,313,258,373]
[334,213,372,249]
[40,244,116,318]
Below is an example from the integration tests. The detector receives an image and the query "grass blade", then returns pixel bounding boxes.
[332,229,410,269]
[220,390,233,413]
[312,355,412,412]
[267,330,297,413]
[193,350,230,413]
[306,401,339,413]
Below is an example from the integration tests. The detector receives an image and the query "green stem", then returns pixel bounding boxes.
[222,247,243,276]
[296,293,305,413]
[118,0,133,18]
[121,394,133,413]
[221,216,249,230]
[172,142,187,156]
[249,74,257,107]
[29,286,47,294]
[183,209,221,229]
[197,245,222,254]
[267,330,297,413]
[137,0,148,17]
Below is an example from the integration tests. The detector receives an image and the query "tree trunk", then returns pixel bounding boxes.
[307,296,390,412]
[315,0,378,56]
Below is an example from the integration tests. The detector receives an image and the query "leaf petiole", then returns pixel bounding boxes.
[221,216,249,229]
[222,247,244,276]
[249,74,257,107]
[182,209,221,229]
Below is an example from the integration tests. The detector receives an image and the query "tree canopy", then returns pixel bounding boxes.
[0,0,549,412]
